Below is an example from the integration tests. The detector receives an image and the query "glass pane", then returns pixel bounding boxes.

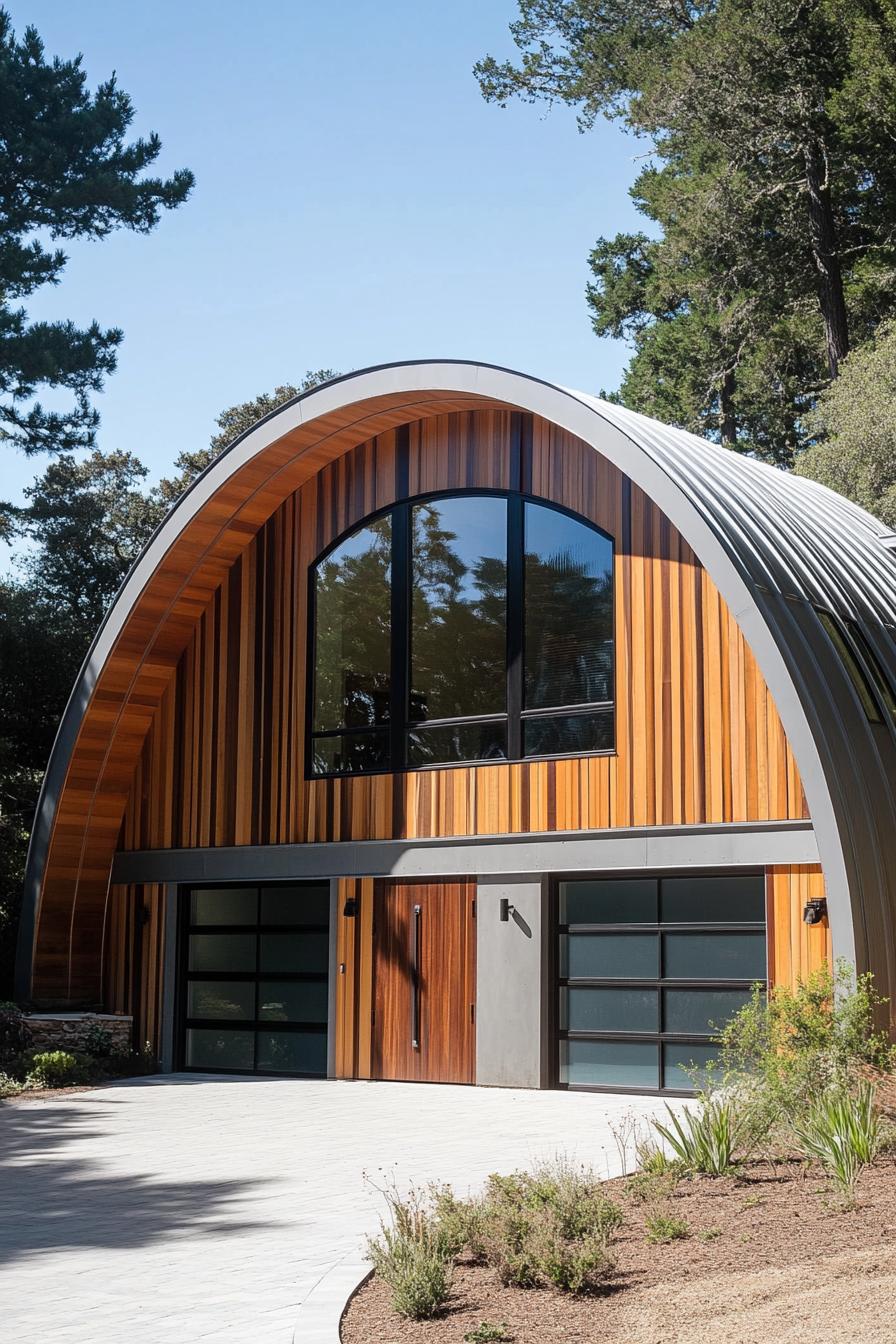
[524,502,613,710]
[257,1029,327,1075]
[410,496,507,721]
[261,884,330,926]
[185,1028,255,1071]
[663,1042,717,1091]
[846,620,896,719]
[259,980,329,1023]
[407,720,507,766]
[561,933,658,979]
[187,981,255,1021]
[663,988,754,1035]
[260,932,330,974]
[559,879,657,925]
[817,610,882,723]
[190,888,257,926]
[560,1038,658,1089]
[660,875,765,924]
[310,730,389,776]
[314,515,392,731]
[562,987,658,1033]
[663,932,766,981]
[188,933,256,973]
[523,709,613,758]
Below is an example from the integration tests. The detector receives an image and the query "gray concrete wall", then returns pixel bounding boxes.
[475,876,547,1089]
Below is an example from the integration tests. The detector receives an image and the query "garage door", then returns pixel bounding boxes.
[556,873,766,1094]
[180,882,330,1076]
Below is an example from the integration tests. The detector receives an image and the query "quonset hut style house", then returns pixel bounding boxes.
[16,363,896,1093]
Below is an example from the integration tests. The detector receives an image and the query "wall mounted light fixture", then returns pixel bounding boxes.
[803,898,827,925]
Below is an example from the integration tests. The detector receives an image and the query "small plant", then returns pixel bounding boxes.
[645,1211,690,1243]
[652,1096,738,1175]
[464,1324,512,1343]
[25,1050,87,1089]
[741,1193,763,1209]
[698,1227,721,1242]
[626,1167,680,1204]
[366,1181,452,1319]
[793,1081,881,1200]
[0,1071,24,1099]
[474,1160,622,1293]
[430,1183,483,1258]
[635,1135,675,1175]
[83,1024,115,1058]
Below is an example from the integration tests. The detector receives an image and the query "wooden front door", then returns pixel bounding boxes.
[372,880,476,1084]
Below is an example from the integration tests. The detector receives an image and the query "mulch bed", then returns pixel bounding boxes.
[342,1158,896,1344]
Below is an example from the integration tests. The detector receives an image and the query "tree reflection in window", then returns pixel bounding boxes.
[309,492,614,775]
[311,515,391,774]
[411,496,507,721]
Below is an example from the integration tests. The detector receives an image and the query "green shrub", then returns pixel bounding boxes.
[0,1071,24,1099]
[717,962,894,1149]
[474,1161,622,1293]
[430,1183,483,1259]
[626,1168,680,1204]
[0,1002,27,1063]
[25,1050,88,1089]
[464,1325,512,1343]
[366,1184,452,1319]
[645,1211,690,1243]
[83,1024,116,1058]
[652,1097,738,1175]
[793,1081,881,1200]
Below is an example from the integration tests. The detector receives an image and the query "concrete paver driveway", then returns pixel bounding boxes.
[0,1076,669,1343]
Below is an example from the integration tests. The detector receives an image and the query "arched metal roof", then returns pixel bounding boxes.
[17,361,896,1004]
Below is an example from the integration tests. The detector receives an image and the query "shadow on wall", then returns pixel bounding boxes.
[0,1079,273,1263]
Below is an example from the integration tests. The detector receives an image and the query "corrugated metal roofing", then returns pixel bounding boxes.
[581,394,896,629]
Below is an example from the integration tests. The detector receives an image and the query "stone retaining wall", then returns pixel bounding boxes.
[25,1013,133,1054]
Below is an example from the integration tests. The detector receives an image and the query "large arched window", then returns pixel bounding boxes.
[308,492,614,776]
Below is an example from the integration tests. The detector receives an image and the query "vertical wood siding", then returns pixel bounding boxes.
[120,411,808,855]
[43,409,815,1012]
[767,864,832,990]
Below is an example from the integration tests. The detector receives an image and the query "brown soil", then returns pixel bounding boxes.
[1,1083,99,1103]
[342,1159,896,1344]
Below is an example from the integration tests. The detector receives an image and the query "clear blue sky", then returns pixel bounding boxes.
[5,0,642,512]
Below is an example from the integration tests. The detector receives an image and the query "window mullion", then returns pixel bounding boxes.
[507,494,524,760]
[391,502,411,771]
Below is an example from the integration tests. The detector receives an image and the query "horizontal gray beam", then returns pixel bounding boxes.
[111,820,818,886]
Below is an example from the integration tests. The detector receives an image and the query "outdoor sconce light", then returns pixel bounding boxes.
[499,898,515,922]
[343,896,358,918]
[803,898,827,925]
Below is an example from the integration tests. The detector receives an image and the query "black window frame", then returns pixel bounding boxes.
[177,881,331,1078]
[550,870,767,1097]
[306,487,616,779]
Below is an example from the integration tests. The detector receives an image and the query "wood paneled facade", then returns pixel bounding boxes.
[86,410,829,1058]
[120,410,808,855]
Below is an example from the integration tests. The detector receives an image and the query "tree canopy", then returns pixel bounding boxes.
[0,9,193,459]
[477,0,896,462]
[795,321,896,527]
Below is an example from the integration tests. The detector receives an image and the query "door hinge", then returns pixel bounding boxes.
[471,899,476,918]
[470,1002,475,1024]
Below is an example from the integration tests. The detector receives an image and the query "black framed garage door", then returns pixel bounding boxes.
[178,881,331,1076]
[554,872,766,1094]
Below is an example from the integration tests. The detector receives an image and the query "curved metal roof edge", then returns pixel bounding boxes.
[22,357,892,995]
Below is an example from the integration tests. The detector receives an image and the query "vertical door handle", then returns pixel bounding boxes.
[411,903,422,1050]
